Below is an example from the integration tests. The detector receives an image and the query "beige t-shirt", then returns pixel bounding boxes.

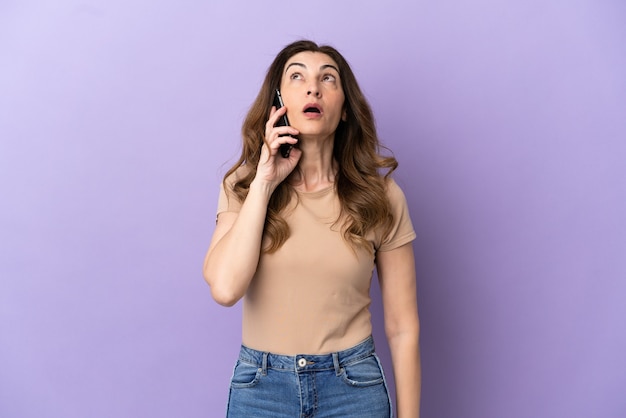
[217,170,416,355]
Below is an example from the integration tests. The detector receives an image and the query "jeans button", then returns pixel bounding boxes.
[297,358,307,368]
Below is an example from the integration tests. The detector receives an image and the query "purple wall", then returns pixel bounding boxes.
[1,1,624,417]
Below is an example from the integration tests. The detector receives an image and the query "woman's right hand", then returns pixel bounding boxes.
[255,106,301,190]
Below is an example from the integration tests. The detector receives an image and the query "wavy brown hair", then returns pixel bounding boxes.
[224,40,398,253]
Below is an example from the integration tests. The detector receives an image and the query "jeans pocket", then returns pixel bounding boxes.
[339,354,385,387]
[230,360,263,389]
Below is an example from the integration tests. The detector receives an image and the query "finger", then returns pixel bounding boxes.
[263,134,297,160]
[265,110,280,139]
[273,126,299,137]
[287,146,302,161]
[268,133,298,154]
[267,105,287,128]
[264,125,298,149]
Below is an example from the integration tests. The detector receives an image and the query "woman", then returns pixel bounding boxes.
[204,40,420,417]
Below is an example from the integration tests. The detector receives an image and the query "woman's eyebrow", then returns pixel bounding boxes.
[285,62,306,73]
[320,64,340,73]
[284,62,340,74]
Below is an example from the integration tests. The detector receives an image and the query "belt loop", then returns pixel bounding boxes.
[332,352,341,375]
[261,353,268,376]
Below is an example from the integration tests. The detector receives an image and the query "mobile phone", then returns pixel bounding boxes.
[272,89,294,158]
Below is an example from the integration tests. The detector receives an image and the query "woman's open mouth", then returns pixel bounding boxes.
[302,103,323,118]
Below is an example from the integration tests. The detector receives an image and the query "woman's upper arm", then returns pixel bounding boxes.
[376,242,419,334]
[203,211,238,270]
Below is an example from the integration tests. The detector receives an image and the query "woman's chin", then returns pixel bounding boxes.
[295,130,336,142]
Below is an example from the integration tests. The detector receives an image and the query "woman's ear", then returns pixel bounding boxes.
[342,108,347,121]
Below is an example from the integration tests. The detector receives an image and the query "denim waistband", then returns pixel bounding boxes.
[237,336,376,373]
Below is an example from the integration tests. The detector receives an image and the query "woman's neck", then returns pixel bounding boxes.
[290,135,337,193]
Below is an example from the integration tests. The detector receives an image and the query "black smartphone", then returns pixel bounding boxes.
[272,89,294,158]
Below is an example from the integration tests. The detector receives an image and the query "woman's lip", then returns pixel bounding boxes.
[303,111,323,119]
[302,103,323,114]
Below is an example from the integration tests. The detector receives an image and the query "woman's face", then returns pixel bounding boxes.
[279,51,346,140]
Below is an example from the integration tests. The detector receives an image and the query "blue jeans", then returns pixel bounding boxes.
[226,336,393,417]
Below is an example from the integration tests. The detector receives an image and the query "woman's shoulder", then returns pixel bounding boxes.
[376,175,415,251]
[384,176,409,204]
[223,164,253,188]
[218,165,253,213]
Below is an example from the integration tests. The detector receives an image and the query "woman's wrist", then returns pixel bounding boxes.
[249,178,277,200]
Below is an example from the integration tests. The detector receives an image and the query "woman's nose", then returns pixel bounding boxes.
[307,85,321,97]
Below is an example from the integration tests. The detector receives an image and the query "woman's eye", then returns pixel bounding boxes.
[322,74,336,82]
[290,73,302,80]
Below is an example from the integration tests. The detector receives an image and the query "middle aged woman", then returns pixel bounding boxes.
[204,40,421,417]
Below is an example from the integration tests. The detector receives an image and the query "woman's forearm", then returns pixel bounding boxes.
[388,330,421,418]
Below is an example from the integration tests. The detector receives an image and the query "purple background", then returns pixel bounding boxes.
[1,1,625,417]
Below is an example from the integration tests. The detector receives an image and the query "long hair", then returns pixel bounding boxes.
[224,40,398,253]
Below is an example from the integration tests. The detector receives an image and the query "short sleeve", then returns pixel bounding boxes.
[216,167,247,216]
[377,179,416,252]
